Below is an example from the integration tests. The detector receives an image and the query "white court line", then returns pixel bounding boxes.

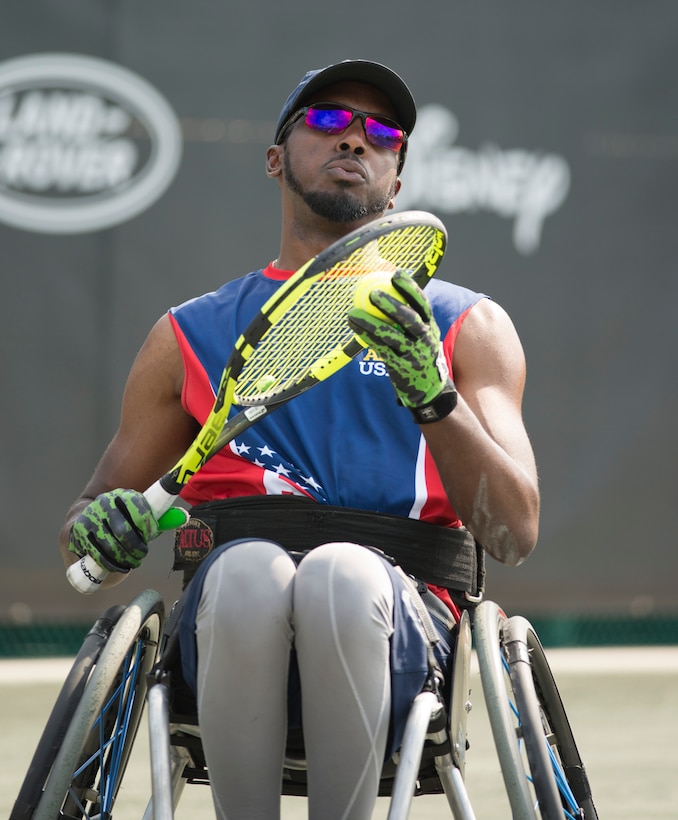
[0,658,77,684]
[1,646,677,685]
[537,646,678,674]
[470,646,678,676]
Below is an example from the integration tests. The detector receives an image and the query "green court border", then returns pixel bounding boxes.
[1,613,676,657]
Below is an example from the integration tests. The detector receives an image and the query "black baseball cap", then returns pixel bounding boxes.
[274,59,417,145]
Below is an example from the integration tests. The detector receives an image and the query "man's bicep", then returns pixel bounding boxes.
[453,300,536,475]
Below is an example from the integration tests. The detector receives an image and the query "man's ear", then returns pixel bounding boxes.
[387,177,402,210]
[266,145,283,178]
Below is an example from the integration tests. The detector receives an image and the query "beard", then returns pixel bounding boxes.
[282,151,396,224]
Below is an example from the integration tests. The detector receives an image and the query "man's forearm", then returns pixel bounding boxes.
[421,398,540,566]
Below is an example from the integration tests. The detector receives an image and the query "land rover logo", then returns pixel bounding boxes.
[0,53,182,233]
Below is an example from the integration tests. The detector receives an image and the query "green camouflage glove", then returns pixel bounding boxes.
[347,270,457,424]
[69,489,159,573]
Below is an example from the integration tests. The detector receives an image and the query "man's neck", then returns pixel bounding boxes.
[275,209,381,271]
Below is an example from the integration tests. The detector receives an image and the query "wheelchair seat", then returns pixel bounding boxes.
[144,596,475,818]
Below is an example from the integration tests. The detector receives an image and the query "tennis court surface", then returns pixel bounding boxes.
[2,647,676,818]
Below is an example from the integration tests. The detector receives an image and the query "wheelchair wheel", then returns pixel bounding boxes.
[10,604,127,820]
[474,600,598,820]
[504,615,598,820]
[32,589,164,820]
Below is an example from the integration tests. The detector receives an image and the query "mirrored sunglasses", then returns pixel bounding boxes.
[284,103,407,153]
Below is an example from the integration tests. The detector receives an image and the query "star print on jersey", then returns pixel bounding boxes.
[232,439,327,501]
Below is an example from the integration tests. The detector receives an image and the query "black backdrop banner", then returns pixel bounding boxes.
[1,1,676,620]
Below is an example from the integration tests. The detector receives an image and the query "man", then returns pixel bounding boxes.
[60,59,539,819]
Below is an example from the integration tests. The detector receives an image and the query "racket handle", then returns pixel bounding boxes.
[144,479,179,520]
[66,482,190,594]
[144,479,191,531]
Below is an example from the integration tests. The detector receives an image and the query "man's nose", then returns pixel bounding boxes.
[336,117,368,154]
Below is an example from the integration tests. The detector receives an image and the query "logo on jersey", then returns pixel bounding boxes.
[358,348,389,377]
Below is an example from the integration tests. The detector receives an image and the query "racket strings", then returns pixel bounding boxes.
[234,224,442,404]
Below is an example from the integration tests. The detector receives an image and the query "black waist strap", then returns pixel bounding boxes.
[173,496,485,599]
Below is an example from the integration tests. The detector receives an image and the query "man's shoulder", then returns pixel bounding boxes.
[169,268,271,320]
[425,277,487,302]
[425,278,489,325]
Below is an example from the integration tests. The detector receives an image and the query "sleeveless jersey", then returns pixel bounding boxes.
[169,263,487,529]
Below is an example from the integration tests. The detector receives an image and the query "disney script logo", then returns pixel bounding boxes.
[397,105,570,255]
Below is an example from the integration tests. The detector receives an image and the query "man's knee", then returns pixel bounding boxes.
[297,541,392,587]
[294,542,394,633]
[198,539,296,624]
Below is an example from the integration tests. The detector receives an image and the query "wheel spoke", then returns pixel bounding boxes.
[29,590,164,820]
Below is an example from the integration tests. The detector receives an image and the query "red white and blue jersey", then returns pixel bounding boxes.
[169,263,487,530]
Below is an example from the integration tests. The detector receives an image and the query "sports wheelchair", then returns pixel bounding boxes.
[11,584,598,819]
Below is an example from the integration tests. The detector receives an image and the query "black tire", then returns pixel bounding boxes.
[504,616,598,820]
[475,601,598,819]
[31,589,164,820]
[10,604,127,820]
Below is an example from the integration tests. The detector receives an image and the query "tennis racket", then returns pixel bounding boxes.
[68,210,447,592]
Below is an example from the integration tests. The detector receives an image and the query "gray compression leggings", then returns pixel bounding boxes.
[195,539,395,820]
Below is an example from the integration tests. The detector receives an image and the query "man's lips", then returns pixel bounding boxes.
[325,158,367,182]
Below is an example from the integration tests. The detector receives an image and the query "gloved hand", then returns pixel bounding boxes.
[347,270,457,424]
[69,489,159,573]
